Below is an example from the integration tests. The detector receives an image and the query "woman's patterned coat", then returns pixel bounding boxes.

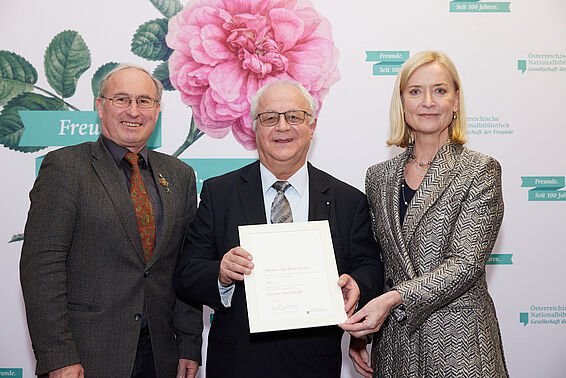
[366,142,508,377]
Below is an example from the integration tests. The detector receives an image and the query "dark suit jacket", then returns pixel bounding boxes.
[20,138,202,377]
[174,161,383,378]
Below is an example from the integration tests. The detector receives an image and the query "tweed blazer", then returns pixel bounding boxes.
[365,142,508,377]
[20,138,202,377]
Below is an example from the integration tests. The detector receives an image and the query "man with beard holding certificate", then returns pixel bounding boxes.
[174,80,383,378]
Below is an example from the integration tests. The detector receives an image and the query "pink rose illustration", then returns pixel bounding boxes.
[166,0,340,152]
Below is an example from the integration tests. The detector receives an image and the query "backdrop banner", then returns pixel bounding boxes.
[1,1,565,377]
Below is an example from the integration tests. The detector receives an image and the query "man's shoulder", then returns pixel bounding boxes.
[48,141,95,155]
[149,149,194,173]
[42,141,97,165]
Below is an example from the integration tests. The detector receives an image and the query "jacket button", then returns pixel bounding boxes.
[386,278,393,287]
[144,270,150,278]
[134,313,142,321]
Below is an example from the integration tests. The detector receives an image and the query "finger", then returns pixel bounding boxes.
[352,352,374,374]
[225,255,254,272]
[350,349,365,367]
[346,313,385,334]
[221,256,253,276]
[337,273,349,287]
[345,308,367,324]
[353,362,374,378]
[186,361,198,378]
[343,294,357,315]
[176,362,187,376]
[350,329,371,339]
[344,317,375,334]
[342,324,370,335]
[224,270,245,282]
[361,348,370,364]
[231,246,253,260]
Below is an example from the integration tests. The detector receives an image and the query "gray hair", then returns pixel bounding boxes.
[250,80,317,131]
[98,63,163,102]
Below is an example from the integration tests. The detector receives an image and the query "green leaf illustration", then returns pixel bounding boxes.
[0,92,67,152]
[44,30,92,98]
[0,51,38,106]
[150,0,183,18]
[91,62,119,110]
[153,61,175,91]
[9,233,24,243]
[131,19,173,61]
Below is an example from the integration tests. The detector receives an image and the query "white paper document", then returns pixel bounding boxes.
[239,220,347,333]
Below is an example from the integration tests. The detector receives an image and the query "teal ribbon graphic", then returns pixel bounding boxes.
[19,111,162,148]
[487,254,513,265]
[0,369,23,378]
[366,51,409,76]
[181,158,257,194]
[450,1,511,12]
[517,60,527,73]
[519,312,529,326]
[521,176,566,201]
[35,155,46,177]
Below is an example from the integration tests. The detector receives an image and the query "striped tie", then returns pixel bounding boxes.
[271,181,293,223]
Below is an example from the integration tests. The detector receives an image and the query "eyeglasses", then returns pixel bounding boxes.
[100,95,159,109]
[255,110,312,127]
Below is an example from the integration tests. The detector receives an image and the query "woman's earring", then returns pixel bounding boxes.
[452,112,457,120]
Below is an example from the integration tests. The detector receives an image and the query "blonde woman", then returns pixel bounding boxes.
[340,51,508,377]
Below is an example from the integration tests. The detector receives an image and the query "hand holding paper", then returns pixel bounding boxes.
[339,290,402,338]
[239,221,347,333]
[338,273,360,317]
[219,246,254,287]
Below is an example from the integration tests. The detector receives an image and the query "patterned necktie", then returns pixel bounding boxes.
[124,152,155,263]
[271,181,293,223]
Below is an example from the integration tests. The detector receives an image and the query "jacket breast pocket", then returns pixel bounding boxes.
[67,302,103,312]
[68,302,103,327]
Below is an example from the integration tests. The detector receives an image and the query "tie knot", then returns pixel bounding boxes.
[272,180,291,193]
[124,152,139,167]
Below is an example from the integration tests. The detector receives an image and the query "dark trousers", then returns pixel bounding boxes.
[131,327,156,378]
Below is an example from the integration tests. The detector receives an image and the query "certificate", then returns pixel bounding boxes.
[239,220,346,333]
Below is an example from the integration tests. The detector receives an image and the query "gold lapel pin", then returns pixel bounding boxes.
[158,174,170,193]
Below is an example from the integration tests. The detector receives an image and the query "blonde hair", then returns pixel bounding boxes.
[387,51,467,147]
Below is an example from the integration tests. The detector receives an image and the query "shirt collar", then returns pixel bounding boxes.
[101,135,149,168]
[260,161,308,198]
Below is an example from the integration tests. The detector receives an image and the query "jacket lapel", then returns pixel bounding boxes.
[239,161,268,225]
[146,151,173,268]
[402,142,463,245]
[385,152,417,279]
[90,139,146,264]
[307,163,331,222]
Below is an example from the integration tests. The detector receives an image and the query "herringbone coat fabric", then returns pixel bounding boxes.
[366,142,508,377]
